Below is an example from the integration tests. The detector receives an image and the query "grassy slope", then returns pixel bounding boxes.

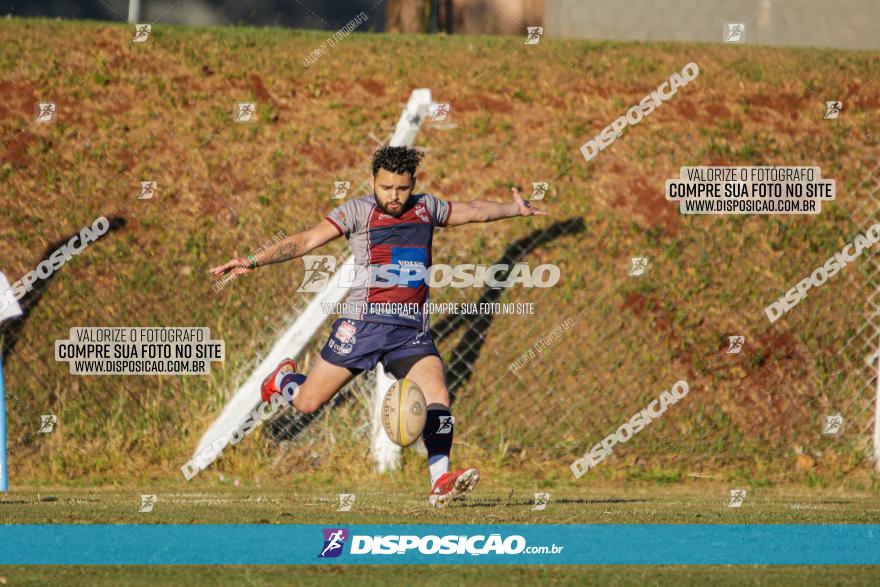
[0,18,879,490]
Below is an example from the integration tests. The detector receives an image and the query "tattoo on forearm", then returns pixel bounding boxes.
[260,241,300,265]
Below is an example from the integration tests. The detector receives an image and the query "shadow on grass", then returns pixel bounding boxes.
[0,217,126,362]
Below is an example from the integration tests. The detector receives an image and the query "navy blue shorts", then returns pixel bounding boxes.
[320,318,441,379]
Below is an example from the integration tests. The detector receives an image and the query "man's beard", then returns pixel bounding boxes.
[376,196,407,217]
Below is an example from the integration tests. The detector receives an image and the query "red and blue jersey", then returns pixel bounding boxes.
[325,193,452,328]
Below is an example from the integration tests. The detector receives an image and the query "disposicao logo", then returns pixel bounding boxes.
[318,528,349,558]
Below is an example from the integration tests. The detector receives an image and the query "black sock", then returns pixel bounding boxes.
[423,404,454,485]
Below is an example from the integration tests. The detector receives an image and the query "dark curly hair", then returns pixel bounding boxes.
[371,145,424,177]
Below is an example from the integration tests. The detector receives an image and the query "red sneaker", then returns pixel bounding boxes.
[427,468,480,508]
[260,358,298,402]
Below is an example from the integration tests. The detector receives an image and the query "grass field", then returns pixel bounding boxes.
[2,565,877,587]
[4,478,880,524]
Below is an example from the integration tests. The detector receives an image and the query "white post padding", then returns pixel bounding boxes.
[372,364,401,472]
[127,0,140,24]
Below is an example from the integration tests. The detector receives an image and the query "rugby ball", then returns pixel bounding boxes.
[381,378,427,447]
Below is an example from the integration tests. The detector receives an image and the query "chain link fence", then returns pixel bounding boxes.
[2,16,878,484]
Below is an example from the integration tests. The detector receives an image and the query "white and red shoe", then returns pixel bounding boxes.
[260,358,298,402]
[427,468,480,508]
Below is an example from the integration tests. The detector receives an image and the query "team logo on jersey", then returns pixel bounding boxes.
[414,205,430,223]
[319,528,349,558]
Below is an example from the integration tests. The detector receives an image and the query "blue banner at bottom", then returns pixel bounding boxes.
[0,524,877,565]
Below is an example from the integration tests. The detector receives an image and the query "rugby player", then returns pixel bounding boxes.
[210,146,547,507]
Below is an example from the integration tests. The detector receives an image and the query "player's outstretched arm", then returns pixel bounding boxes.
[209,219,341,277]
[445,187,548,226]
